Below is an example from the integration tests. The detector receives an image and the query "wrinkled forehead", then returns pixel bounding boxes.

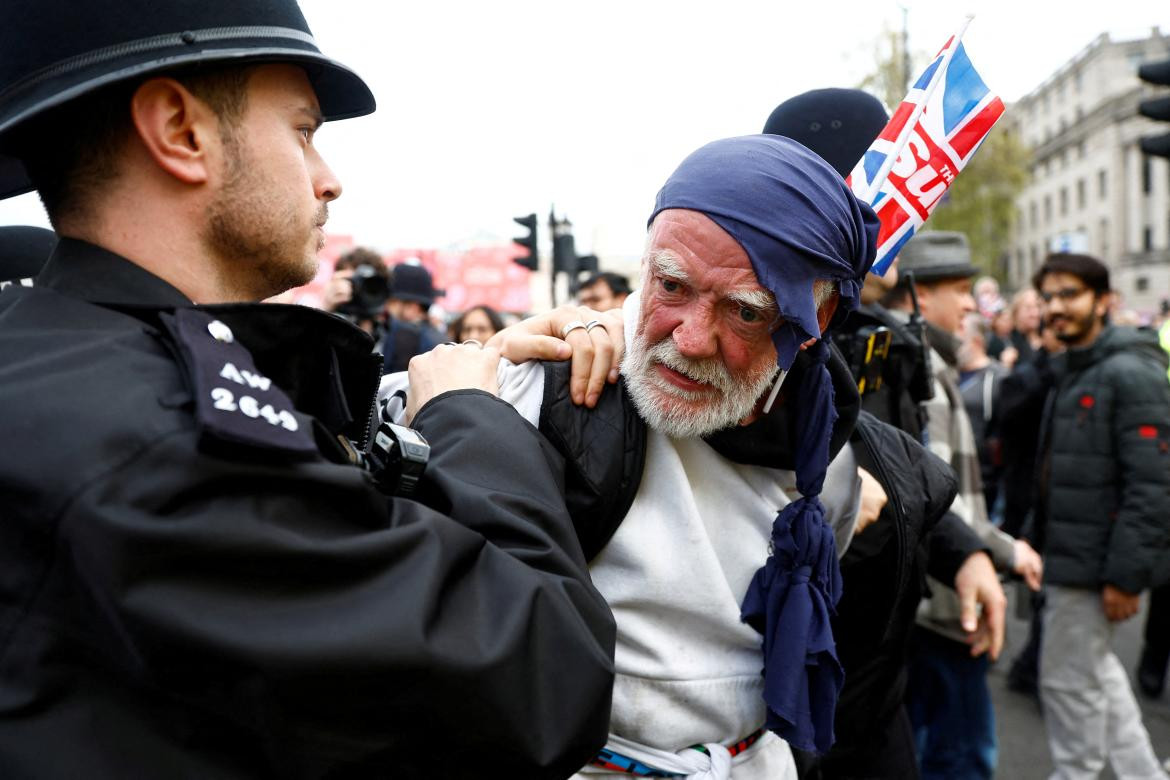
[645,209,764,289]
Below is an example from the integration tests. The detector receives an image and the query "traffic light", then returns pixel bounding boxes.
[569,254,599,296]
[551,216,578,275]
[512,213,538,270]
[1138,58,1170,159]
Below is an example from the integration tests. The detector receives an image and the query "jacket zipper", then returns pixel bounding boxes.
[358,354,384,451]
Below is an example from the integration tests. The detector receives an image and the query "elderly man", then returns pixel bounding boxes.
[386,135,957,778]
[0,1,617,777]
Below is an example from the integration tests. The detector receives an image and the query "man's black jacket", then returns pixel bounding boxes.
[1038,325,1170,593]
[0,239,615,779]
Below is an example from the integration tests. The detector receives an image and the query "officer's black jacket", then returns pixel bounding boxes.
[0,239,616,779]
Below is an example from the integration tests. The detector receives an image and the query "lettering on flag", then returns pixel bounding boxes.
[846,23,1004,276]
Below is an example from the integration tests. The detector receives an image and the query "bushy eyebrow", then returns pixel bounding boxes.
[727,287,777,312]
[647,250,689,282]
[646,248,776,312]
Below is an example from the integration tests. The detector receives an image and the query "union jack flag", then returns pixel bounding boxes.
[846,24,1004,275]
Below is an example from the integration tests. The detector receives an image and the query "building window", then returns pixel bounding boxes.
[1143,157,1152,194]
[1077,179,1086,210]
[1077,141,1086,159]
[1044,196,1052,224]
[1060,187,1069,216]
[1145,227,1153,251]
[1136,276,1149,293]
[1099,218,1109,256]
[1099,170,1107,199]
[1030,244,1038,271]
[1030,201,1038,229]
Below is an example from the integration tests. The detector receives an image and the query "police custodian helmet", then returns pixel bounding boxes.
[0,0,376,200]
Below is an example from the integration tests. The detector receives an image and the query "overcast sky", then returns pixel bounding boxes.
[3,0,1168,263]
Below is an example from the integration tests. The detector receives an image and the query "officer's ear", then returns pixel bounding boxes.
[129,77,218,186]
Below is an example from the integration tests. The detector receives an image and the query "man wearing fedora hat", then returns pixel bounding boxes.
[0,1,617,777]
[883,231,1043,779]
[764,89,1025,780]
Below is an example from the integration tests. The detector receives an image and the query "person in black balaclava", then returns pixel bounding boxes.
[765,89,1007,780]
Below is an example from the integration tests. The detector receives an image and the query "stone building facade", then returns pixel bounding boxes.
[1007,29,1170,314]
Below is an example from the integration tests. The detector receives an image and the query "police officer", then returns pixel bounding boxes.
[0,2,615,777]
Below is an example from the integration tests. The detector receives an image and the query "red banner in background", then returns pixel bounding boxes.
[272,236,532,315]
[384,246,532,315]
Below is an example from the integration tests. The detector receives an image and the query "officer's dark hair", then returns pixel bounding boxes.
[581,271,631,296]
[334,247,388,276]
[9,64,254,229]
[1032,253,1110,295]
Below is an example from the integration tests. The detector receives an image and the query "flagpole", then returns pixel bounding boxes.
[858,15,974,204]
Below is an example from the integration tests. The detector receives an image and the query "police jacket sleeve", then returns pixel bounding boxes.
[63,390,615,777]
[1102,359,1170,594]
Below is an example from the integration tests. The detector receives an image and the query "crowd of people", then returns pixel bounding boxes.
[0,2,1169,779]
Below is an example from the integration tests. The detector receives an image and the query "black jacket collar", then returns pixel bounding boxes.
[36,237,192,308]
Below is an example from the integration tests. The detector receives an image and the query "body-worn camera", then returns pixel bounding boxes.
[361,420,430,497]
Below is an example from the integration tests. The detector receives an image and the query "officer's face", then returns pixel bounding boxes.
[622,209,781,438]
[203,65,342,300]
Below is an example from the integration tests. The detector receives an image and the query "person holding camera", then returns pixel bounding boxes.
[320,246,393,336]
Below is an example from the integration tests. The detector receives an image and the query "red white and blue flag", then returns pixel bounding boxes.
[846,21,1004,275]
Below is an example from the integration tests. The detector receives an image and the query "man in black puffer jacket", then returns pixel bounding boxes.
[1032,253,1170,779]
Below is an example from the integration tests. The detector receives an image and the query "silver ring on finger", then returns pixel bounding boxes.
[442,341,458,346]
[560,320,587,338]
[584,319,603,332]
[461,339,483,348]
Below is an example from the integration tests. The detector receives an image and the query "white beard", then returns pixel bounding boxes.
[621,328,778,439]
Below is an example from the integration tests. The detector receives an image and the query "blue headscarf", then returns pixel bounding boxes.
[649,135,878,754]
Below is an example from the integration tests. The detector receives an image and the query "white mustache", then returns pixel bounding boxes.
[645,339,733,392]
